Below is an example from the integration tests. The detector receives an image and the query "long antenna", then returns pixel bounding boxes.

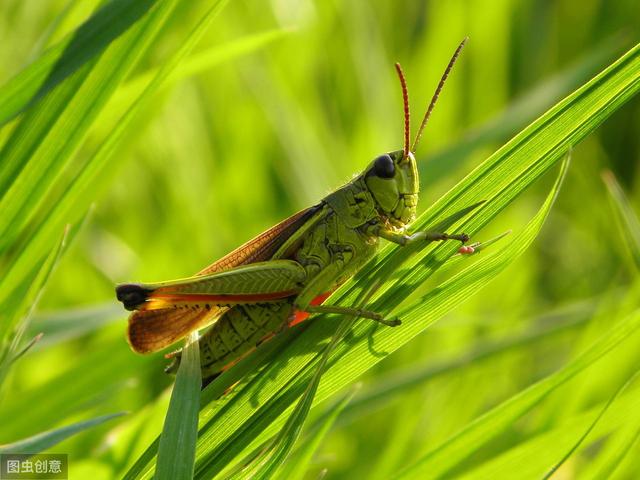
[394,63,410,158]
[411,37,468,153]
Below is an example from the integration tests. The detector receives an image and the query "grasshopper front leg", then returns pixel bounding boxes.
[371,226,469,246]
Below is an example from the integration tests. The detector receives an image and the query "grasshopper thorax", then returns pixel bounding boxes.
[364,149,419,229]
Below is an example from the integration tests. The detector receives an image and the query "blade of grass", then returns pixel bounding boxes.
[453,381,640,480]
[0,0,159,127]
[584,424,640,480]
[0,0,228,342]
[542,369,640,479]
[0,223,69,393]
[277,386,358,480]
[97,28,290,132]
[156,332,201,480]
[121,29,289,102]
[316,299,595,429]
[0,412,125,455]
[0,0,178,259]
[602,169,640,271]
[395,305,640,479]
[0,204,92,368]
[234,316,358,479]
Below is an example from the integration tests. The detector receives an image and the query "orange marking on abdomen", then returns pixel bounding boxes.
[289,291,332,327]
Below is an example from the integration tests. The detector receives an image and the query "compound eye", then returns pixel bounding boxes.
[373,154,395,179]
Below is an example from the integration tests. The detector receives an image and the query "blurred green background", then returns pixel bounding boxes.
[1,0,640,478]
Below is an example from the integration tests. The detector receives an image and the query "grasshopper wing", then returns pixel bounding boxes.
[119,205,322,353]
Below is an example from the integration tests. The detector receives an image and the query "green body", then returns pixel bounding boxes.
[165,150,424,381]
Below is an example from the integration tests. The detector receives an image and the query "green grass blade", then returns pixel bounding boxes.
[602,170,640,271]
[156,333,201,480]
[118,28,289,103]
[0,0,228,336]
[584,425,640,480]
[0,223,70,392]
[230,318,355,479]
[0,0,177,257]
[542,369,640,479]
[0,412,125,455]
[395,306,640,479]
[277,387,357,480]
[317,301,594,429]
[453,382,640,480]
[0,0,159,127]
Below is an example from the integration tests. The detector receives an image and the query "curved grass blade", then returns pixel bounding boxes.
[542,369,640,479]
[0,412,125,455]
[277,387,357,480]
[315,301,594,429]
[395,305,640,479]
[0,0,229,336]
[0,0,178,260]
[97,28,289,131]
[602,170,640,272]
[228,318,356,480]
[0,222,70,394]
[156,333,201,480]
[584,424,640,480]
[0,0,159,127]
[117,29,289,104]
[452,382,640,480]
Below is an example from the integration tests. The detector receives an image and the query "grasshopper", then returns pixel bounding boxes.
[116,39,473,384]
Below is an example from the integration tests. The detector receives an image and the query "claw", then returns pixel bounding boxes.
[381,317,402,327]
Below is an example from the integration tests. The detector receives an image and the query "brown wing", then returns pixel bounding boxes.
[197,204,321,274]
[127,205,321,354]
[128,306,226,354]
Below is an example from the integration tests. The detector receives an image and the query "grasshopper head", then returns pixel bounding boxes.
[364,149,419,228]
[367,40,466,229]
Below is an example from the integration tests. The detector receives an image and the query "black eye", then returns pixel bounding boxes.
[372,154,395,179]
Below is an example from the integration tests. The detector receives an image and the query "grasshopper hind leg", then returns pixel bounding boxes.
[304,304,402,326]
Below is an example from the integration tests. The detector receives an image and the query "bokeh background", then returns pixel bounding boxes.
[1,0,640,478]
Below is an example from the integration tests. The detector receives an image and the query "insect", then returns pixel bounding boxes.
[116,39,473,385]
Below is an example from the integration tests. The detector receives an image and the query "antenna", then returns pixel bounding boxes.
[394,63,410,158]
[411,37,468,153]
